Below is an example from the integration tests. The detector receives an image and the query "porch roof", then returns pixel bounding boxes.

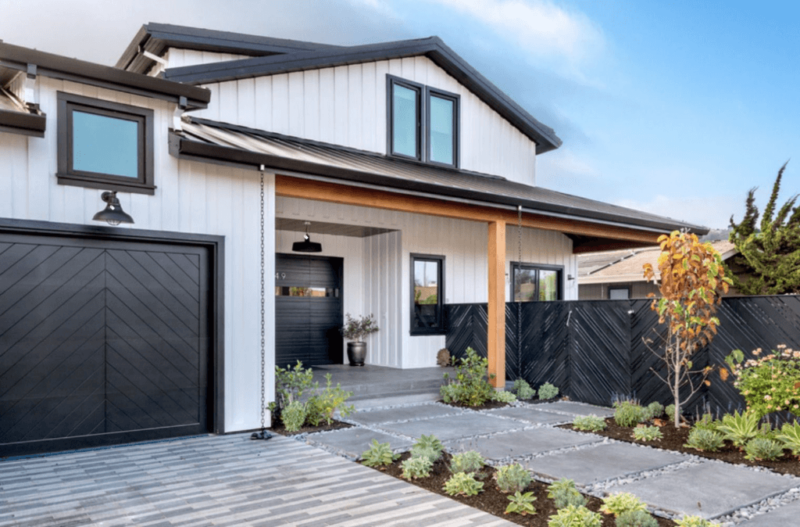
[170,117,708,236]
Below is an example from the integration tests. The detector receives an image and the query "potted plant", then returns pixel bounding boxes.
[340,314,379,366]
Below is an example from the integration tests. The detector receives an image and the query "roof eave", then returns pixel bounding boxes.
[0,108,46,137]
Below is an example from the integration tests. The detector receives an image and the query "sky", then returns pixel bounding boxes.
[1,0,797,230]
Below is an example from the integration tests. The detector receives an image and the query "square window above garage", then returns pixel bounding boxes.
[57,92,155,195]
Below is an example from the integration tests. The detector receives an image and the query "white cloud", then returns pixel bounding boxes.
[613,195,740,230]
[429,0,604,72]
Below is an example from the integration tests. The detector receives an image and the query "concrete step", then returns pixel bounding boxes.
[349,392,442,411]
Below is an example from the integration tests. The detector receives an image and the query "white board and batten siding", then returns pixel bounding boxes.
[277,197,576,369]
[0,76,277,433]
[188,56,538,186]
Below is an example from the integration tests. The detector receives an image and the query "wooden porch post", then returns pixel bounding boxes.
[487,220,506,388]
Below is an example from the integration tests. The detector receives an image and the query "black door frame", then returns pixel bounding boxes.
[0,218,226,437]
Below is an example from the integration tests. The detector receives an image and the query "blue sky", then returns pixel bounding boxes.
[2,0,797,229]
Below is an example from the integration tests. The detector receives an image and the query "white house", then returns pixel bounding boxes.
[0,23,704,456]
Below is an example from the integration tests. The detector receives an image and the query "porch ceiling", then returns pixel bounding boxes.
[276,217,395,238]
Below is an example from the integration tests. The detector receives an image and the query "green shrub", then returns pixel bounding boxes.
[401,456,432,480]
[270,361,315,421]
[776,421,800,456]
[450,450,484,474]
[539,382,559,400]
[600,492,648,517]
[493,390,517,404]
[505,491,537,516]
[643,402,665,421]
[495,463,532,493]
[693,413,719,432]
[513,379,536,400]
[717,410,759,448]
[547,479,586,509]
[282,400,307,432]
[684,428,725,452]
[616,510,658,527]
[573,415,607,432]
[361,439,399,467]
[725,346,800,419]
[305,373,355,426]
[744,437,784,461]
[410,446,440,464]
[547,505,602,527]
[632,426,663,442]
[413,434,443,457]
[675,516,720,527]
[666,403,677,422]
[614,401,647,427]
[440,347,495,407]
[443,472,484,496]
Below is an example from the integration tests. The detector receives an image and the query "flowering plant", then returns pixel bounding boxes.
[340,313,379,342]
[724,345,800,418]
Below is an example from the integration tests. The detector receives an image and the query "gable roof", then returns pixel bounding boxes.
[0,41,211,109]
[118,25,562,154]
[170,116,705,239]
[116,23,342,75]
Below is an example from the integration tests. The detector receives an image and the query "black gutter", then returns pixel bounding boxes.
[163,37,562,154]
[0,42,210,108]
[0,109,46,137]
[169,130,706,235]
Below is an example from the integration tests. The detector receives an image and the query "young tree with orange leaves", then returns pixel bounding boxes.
[643,231,733,426]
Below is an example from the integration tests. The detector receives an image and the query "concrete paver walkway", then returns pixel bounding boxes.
[0,434,511,527]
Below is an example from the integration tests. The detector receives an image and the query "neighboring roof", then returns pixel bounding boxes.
[116,23,342,74]
[0,41,211,109]
[579,240,736,285]
[161,36,562,153]
[171,117,706,236]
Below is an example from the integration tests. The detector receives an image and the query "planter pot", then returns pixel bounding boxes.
[347,342,367,366]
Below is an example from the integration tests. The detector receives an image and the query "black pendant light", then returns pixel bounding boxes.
[292,221,322,253]
[92,191,134,226]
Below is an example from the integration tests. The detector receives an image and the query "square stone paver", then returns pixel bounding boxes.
[377,413,525,441]
[524,441,687,485]
[538,401,614,417]
[612,461,799,519]
[444,427,602,461]
[346,404,462,426]
[738,499,800,526]
[486,406,574,426]
[305,428,412,458]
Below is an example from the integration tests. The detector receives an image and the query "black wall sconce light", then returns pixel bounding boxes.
[93,191,134,226]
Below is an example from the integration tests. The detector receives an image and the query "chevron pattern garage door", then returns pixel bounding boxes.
[0,233,211,456]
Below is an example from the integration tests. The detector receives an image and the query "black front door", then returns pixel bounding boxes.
[0,232,212,456]
[275,254,343,368]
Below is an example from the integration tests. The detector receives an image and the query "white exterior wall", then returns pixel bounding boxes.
[276,196,576,369]
[189,56,538,185]
[166,49,251,69]
[0,76,276,434]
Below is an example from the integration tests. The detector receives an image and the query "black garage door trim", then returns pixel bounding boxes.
[0,218,225,456]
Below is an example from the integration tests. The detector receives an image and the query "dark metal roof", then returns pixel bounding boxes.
[172,117,706,235]
[0,42,210,109]
[116,23,343,74]
[0,92,45,137]
[162,36,562,154]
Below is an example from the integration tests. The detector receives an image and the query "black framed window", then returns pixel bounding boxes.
[511,262,563,302]
[608,287,630,300]
[57,92,155,195]
[426,88,459,167]
[388,76,422,160]
[411,254,445,335]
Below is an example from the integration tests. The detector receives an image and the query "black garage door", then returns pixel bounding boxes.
[0,231,213,457]
[276,254,343,368]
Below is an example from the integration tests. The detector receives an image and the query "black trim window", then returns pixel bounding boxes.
[388,75,459,167]
[512,262,563,302]
[57,92,155,195]
[411,254,445,335]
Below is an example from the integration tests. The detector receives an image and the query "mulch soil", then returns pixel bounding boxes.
[363,452,676,526]
[270,418,353,436]
[439,399,511,410]
[562,418,800,477]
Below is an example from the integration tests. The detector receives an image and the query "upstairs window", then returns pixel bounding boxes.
[512,263,563,302]
[608,287,630,300]
[411,254,445,335]
[387,75,459,167]
[57,92,155,195]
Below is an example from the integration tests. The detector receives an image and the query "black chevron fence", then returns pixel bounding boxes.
[445,296,800,414]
